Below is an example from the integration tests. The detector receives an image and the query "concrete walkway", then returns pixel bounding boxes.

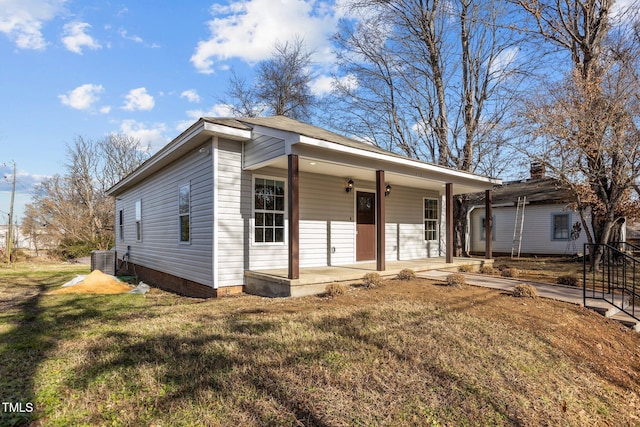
[418,270,640,331]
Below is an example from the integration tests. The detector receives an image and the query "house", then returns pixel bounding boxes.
[107,116,501,297]
[467,165,591,256]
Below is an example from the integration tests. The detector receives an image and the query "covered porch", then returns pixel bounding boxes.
[245,257,494,297]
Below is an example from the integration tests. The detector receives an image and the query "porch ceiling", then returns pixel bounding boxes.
[256,155,488,195]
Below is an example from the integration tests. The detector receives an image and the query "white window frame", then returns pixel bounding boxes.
[252,175,287,246]
[552,212,571,241]
[423,198,439,241]
[118,209,124,242]
[135,200,142,242]
[480,215,496,241]
[179,183,191,244]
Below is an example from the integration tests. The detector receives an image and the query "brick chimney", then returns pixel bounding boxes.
[530,162,545,179]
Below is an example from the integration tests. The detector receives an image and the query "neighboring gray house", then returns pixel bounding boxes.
[467,171,591,256]
[107,116,500,297]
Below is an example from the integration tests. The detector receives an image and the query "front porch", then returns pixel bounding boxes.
[244,257,494,297]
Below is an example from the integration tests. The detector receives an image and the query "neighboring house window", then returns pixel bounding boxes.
[254,177,285,243]
[179,184,190,243]
[424,198,438,241]
[480,216,496,241]
[552,213,570,240]
[118,209,124,241]
[135,200,142,242]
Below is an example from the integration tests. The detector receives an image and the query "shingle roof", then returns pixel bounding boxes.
[470,177,573,205]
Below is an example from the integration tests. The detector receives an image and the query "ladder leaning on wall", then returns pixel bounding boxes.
[511,196,526,258]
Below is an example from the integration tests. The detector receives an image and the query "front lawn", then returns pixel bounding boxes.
[1,262,639,426]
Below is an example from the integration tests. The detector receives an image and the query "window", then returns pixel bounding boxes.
[552,213,570,240]
[179,184,190,243]
[254,177,285,243]
[480,216,496,241]
[424,198,438,241]
[135,200,142,241]
[118,209,124,241]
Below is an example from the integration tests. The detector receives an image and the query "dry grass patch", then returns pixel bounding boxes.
[1,262,640,426]
[501,267,520,278]
[362,272,383,288]
[479,265,495,275]
[446,273,467,287]
[325,283,346,297]
[396,268,416,281]
[512,283,539,298]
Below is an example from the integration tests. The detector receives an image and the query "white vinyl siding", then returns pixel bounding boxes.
[470,204,589,255]
[114,143,214,287]
[216,139,245,286]
[243,135,286,168]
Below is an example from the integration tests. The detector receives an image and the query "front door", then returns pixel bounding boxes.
[356,191,376,261]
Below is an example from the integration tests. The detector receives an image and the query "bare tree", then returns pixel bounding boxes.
[24,134,149,256]
[330,0,527,254]
[223,36,316,121]
[515,0,640,267]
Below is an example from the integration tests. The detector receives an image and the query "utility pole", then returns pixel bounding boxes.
[6,162,16,263]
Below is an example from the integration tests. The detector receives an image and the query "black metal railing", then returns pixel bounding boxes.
[583,243,640,321]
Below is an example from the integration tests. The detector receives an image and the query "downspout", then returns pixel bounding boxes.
[466,206,476,255]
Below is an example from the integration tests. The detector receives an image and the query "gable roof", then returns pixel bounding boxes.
[108,116,502,196]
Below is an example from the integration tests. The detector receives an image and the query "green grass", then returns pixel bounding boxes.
[1,263,639,426]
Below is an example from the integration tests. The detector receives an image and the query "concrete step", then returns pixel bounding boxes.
[586,304,640,332]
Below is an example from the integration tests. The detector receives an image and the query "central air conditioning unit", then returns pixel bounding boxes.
[91,250,116,275]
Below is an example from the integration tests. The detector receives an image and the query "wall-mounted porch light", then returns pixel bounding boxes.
[385,184,392,196]
[345,179,354,193]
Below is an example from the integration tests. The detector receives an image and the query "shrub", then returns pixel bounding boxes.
[446,273,466,287]
[479,265,494,275]
[458,264,474,273]
[325,283,346,297]
[363,272,384,288]
[557,274,579,287]
[512,283,538,298]
[396,268,416,281]
[501,268,520,278]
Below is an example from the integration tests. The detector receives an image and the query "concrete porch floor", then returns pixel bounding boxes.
[244,257,493,297]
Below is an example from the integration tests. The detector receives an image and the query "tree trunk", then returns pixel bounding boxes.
[453,195,470,257]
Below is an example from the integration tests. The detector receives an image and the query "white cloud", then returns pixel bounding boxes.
[58,83,104,110]
[119,120,169,152]
[122,87,155,111]
[118,28,143,43]
[176,105,235,130]
[180,89,201,103]
[190,0,339,74]
[310,73,358,96]
[0,0,67,50]
[61,21,101,54]
[99,106,111,114]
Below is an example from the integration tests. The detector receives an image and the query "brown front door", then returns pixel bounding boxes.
[356,191,376,261]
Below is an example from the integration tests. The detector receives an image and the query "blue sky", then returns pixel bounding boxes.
[0,0,346,222]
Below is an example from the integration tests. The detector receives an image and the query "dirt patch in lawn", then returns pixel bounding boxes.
[48,269,133,294]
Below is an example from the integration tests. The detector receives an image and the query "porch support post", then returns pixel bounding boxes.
[485,189,493,259]
[288,154,299,280]
[376,170,385,271]
[446,183,453,264]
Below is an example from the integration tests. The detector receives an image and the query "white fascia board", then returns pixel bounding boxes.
[107,119,251,195]
[204,122,252,141]
[296,135,502,187]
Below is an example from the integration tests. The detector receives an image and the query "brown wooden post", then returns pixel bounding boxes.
[288,154,299,279]
[485,189,493,259]
[376,170,385,271]
[446,183,453,264]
